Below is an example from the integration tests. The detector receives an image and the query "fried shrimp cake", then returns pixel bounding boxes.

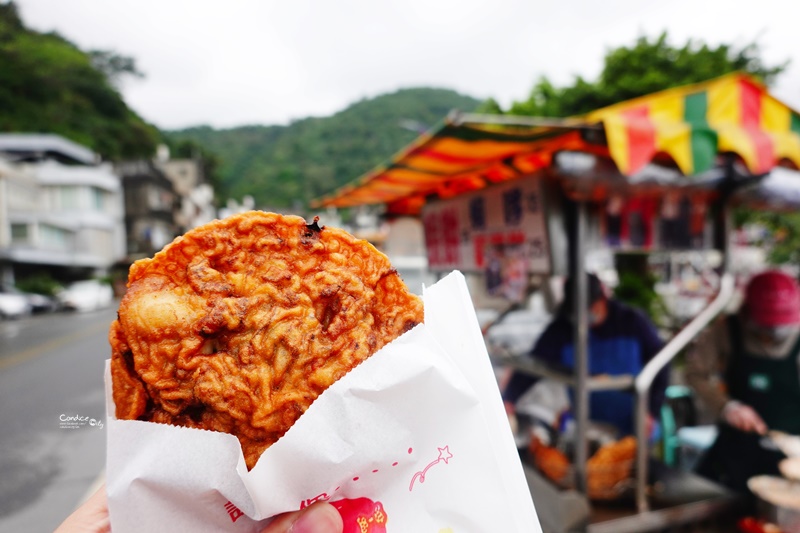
[110,211,424,469]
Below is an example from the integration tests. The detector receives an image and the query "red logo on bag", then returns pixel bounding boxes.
[330,497,388,533]
[224,501,244,523]
[300,490,335,509]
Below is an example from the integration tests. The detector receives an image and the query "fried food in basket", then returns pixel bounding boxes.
[586,436,636,498]
[531,435,636,499]
[110,211,424,469]
[530,437,571,483]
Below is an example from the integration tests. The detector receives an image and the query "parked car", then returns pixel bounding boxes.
[0,285,31,319]
[1,284,57,314]
[56,280,114,312]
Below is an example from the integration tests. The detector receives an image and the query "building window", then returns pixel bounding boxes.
[91,187,105,211]
[40,224,69,250]
[10,223,28,244]
[58,186,80,210]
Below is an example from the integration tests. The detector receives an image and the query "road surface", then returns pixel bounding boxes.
[0,305,117,532]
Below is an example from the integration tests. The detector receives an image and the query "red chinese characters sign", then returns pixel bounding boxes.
[422,178,550,276]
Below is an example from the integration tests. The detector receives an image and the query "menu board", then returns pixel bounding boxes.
[599,191,710,251]
[422,179,551,299]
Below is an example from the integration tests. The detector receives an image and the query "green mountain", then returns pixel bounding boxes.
[167,88,481,209]
[0,3,159,159]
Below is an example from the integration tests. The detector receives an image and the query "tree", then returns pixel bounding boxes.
[734,209,800,266]
[0,2,159,159]
[474,97,503,115]
[506,32,788,117]
[88,50,144,88]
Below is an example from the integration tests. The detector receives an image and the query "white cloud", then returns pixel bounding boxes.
[14,0,800,129]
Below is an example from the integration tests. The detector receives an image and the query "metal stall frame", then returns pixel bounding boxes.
[313,75,800,530]
[493,172,742,530]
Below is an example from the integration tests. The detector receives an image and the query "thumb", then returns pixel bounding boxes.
[260,502,343,533]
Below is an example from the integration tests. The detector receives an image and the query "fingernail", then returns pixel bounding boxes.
[291,503,343,533]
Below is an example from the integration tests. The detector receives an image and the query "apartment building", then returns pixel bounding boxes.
[116,159,181,261]
[0,134,125,283]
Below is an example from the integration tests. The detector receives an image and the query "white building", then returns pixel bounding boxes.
[0,134,126,283]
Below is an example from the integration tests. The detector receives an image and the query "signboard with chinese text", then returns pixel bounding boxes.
[599,191,710,251]
[422,178,551,284]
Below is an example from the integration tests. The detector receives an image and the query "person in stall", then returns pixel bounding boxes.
[686,270,800,494]
[502,272,668,441]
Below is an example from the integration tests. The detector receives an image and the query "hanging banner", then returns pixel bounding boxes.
[599,192,710,251]
[422,178,551,286]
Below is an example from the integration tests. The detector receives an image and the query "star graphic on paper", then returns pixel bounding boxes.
[437,446,453,464]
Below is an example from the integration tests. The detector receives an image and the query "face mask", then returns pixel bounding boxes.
[567,309,603,326]
[750,323,799,343]
[771,325,800,343]
[745,321,800,358]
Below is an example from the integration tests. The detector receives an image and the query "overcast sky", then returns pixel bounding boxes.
[14,0,800,130]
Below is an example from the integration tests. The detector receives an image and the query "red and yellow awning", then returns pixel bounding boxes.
[315,73,800,214]
[590,72,800,176]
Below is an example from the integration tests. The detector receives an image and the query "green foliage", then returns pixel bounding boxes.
[613,270,670,329]
[15,273,62,296]
[475,97,503,115]
[506,32,787,117]
[88,49,144,87]
[734,208,800,265]
[0,2,158,159]
[166,88,480,209]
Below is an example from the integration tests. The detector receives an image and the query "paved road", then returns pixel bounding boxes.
[0,305,118,532]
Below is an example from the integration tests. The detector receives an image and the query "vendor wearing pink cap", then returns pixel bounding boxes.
[686,270,800,494]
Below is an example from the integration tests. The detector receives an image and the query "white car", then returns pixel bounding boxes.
[56,280,114,312]
[2,284,57,314]
[0,286,31,319]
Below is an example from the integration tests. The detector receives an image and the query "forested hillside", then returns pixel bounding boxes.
[167,88,481,208]
[0,3,158,159]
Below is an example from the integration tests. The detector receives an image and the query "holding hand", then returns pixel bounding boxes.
[54,485,110,533]
[55,484,343,533]
[260,503,343,533]
[722,400,768,435]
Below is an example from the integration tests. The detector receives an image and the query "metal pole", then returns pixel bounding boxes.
[634,159,736,513]
[634,273,735,512]
[453,112,601,131]
[572,200,590,494]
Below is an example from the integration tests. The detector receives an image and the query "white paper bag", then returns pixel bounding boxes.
[106,271,541,532]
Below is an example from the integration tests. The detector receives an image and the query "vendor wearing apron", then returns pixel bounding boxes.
[686,270,800,494]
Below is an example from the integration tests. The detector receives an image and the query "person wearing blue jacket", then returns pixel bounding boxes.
[503,273,668,438]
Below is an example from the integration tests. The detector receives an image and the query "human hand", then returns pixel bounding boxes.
[54,483,343,533]
[722,400,768,435]
[260,502,343,533]
[54,484,110,533]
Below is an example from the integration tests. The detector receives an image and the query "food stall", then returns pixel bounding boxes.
[314,72,800,532]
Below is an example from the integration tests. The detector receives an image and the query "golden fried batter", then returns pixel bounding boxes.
[531,436,636,499]
[110,211,423,469]
[586,437,636,499]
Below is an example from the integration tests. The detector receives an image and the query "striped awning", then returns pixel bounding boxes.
[315,73,800,214]
[589,72,800,176]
